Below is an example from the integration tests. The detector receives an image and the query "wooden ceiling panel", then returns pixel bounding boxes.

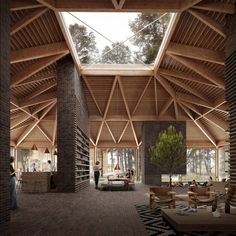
[90,122,101,142]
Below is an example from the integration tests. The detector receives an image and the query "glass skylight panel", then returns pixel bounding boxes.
[63,12,172,65]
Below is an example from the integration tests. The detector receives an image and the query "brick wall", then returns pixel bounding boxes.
[57,58,89,192]
[0,0,10,224]
[141,121,186,186]
[225,12,236,206]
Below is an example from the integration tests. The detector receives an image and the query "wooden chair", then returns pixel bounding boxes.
[150,186,176,209]
[188,186,217,208]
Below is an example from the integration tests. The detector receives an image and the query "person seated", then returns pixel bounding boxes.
[130,169,135,182]
[189,179,197,189]
[125,169,131,179]
[207,176,213,187]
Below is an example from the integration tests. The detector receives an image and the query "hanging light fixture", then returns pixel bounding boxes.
[44,147,50,154]
[32,144,38,151]
[114,163,121,171]
[53,150,57,155]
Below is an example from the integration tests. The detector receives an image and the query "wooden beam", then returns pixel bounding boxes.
[81,64,153,76]
[11,114,30,130]
[168,54,224,88]
[154,13,181,74]
[16,102,55,146]
[89,138,96,147]
[83,76,103,115]
[180,103,216,146]
[105,121,116,143]
[11,0,43,11]
[45,0,182,12]
[117,121,129,143]
[52,108,57,146]
[11,42,69,64]
[155,75,176,98]
[181,0,202,11]
[11,7,48,36]
[188,9,226,38]
[159,98,173,116]
[11,53,67,87]
[159,68,218,87]
[174,101,178,120]
[55,12,82,74]
[37,124,52,142]
[176,92,213,109]
[95,76,118,146]
[167,42,224,65]
[132,76,153,115]
[19,92,56,109]
[36,0,56,10]
[12,71,56,88]
[192,1,235,14]
[163,74,210,102]
[11,120,33,131]
[154,78,158,116]
[118,77,139,146]
[97,141,137,148]
[24,81,56,101]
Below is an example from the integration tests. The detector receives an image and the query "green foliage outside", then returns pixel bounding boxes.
[129,13,171,64]
[101,42,132,64]
[150,125,186,187]
[69,23,99,63]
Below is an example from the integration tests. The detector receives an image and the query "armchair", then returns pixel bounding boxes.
[188,186,217,208]
[150,187,176,209]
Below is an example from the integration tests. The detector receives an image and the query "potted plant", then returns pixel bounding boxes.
[150,125,186,188]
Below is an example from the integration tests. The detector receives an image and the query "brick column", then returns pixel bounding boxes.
[0,0,10,224]
[57,58,89,192]
[225,12,236,206]
[141,121,186,185]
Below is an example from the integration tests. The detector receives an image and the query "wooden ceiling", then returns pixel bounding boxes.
[10,0,236,149]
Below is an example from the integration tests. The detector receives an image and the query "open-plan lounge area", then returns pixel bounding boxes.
[1,0,236,235]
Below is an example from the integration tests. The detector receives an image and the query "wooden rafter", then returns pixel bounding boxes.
[181,0,202,11]
[168,54,224,88]
[167,42,224,65]
[95,76,118,146]
[180,103,216,146]
[154,78,158,116]
[37,124,52,142]
[154,13,181,74]
[16,102,55,146]
[158,68,218,87]
[176,92,213,109]
[155,75,176,98]
[192,1,235,14]
[105,121,116,143]
[11,42,69,64]
[188,9,226,38]
[12,71,56,88]
[111,0,126,9]
[11,0,43,11]
[118,77,139,146]
[11,7,48,36]
[11,53,67,87]
[11,114,30,130]
[132,76,153,115]
[159,97,173,116]
[174,101,178,120]
[162,74,209,102]
[52,107,57,146]
[117,121,129,143]
[83,76,103,116]
[24,81,56,101]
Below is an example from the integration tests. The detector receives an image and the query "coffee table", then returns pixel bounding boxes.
[161,208,236,232]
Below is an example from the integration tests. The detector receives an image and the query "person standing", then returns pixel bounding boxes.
[93,161,101,189]
[10,156,18,210]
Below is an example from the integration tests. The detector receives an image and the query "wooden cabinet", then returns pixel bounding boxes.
[75,126,90,191]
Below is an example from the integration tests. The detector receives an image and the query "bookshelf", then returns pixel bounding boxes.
[75,125,90,191]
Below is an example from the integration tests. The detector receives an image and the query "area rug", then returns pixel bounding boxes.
[135,205,236,236]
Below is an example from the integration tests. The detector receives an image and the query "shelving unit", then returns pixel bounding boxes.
[75,125,90,191]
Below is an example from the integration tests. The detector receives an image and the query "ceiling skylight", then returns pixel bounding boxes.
[63,12,172,65]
